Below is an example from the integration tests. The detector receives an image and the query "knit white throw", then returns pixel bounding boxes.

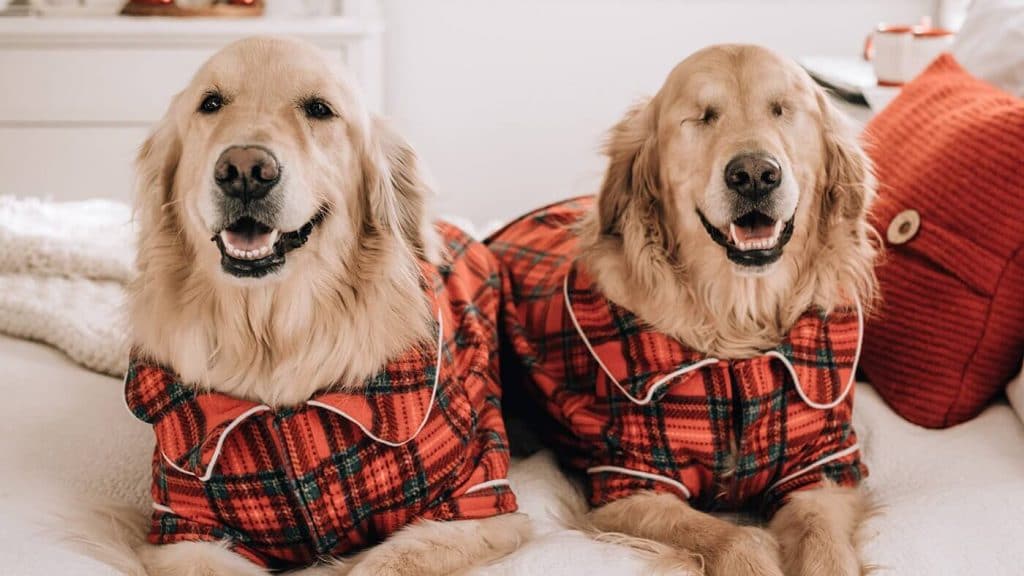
[0,196,134,376]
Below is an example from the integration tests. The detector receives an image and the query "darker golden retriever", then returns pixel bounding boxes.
[491,44,878,576]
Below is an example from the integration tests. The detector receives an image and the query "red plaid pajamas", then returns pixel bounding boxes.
[126,222,517,569]
[488,197,866,516]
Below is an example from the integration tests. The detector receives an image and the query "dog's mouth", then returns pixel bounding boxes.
[698,209,795,267]
[211,208,328,279]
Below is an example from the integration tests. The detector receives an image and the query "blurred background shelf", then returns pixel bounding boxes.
[0,12,382,202]
[0,15,382,46]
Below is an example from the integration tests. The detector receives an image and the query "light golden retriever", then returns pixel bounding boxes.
[115,36,528,576]
[491,44,878,576]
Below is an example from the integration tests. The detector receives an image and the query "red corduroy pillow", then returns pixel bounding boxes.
[861,54,1024,428]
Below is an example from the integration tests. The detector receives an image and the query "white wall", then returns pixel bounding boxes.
[380,0,935,227]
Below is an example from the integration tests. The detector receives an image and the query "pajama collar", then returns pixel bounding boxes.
[562,263,863,409]
[125,273,452,482]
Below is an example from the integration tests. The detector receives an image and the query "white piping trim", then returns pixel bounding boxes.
[767,298,864,411]
[465,478,512,494]
[563,273,719,406]
[768,442,861,492]
[306,309,444,448]
[161,404,272,482]
[121,369,135,419]
[587,466,692,499]
[151,502,175,515]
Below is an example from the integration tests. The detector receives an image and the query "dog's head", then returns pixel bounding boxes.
[136,36,433,283]
[593,44,876,308]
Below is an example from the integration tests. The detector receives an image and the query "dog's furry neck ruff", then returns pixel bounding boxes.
[130,210,433,408]
[576,204,853,359]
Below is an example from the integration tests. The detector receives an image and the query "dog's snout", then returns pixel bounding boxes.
[724,153,782,200]
[214,146,281,202]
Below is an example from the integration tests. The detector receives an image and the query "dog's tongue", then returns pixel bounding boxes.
[224,230,273,251]
[730,212,777,243]
[732,222,775,243]
[221,217,277,253]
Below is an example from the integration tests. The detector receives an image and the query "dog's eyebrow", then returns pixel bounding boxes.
[294,92,334,106]
[201,85,233,102]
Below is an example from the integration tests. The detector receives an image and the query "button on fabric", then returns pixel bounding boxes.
[887,209,920,245]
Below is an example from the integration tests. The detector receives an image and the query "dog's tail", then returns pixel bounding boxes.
[48,500,150,576]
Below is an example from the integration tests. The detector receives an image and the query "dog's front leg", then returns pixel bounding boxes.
[587,492,783,576]
[137,541,269,576]
[769,483,871,576]
[303,513,531,576]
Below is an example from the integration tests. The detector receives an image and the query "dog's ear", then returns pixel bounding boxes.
[596,100,664,240]
[816,87,875,224]
[589,98,679,293]
[134,92,184,270]
[362,116,438,262]
[814,87,879,309]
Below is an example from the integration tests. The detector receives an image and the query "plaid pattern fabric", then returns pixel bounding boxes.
[125,222,516,569]
[488,197,866,516]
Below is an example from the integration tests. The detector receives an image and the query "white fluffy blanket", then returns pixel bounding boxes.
[0,196,133,376]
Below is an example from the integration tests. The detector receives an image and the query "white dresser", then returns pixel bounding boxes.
[0,14,383,203]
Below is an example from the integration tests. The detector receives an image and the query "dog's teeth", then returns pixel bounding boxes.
[729,222,739,244]
[219,228,280,260]
[734,237,778,251]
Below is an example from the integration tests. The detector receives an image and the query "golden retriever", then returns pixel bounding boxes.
[490,44,878,576]
[119,36,528,576]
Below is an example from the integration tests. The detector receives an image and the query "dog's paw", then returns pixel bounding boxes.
[137,541,268,576]
[346,515,530,576]
[708,526,783,576]
[780,534,861,576]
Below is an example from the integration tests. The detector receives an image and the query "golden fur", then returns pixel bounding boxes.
[576,45,879,575]
[118,36,529,575]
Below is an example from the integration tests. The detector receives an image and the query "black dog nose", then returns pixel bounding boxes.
[214,145,281,202]
[724,153,782,200]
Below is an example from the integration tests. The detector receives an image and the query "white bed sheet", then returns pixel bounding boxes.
[2,334,1022,575]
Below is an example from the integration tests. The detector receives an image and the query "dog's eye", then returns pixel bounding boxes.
[699,107,719,125]
[303,99,335,120]
[771,102,785,118]
[199,92,224,115]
